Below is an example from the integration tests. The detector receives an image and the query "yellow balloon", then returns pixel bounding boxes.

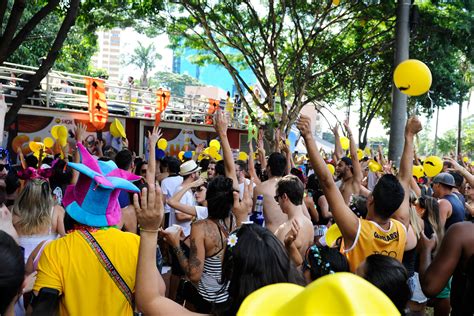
[463,156,469,163]
[209,139,221,151]
[203,147,210,155]
[327,163,335,175]
[51,125,60,139]
[43,137,54,148]
[332,0,340,5]
[209,146,219,159]
[364,147,371,156]
[340,136,349,151]
[215,153,223,161]
[412,165,424,179]
[29,141,43,152]
[325,224,342,247]
[158,138,168,150]
[357,149,363,161]
[423,156,443,178]
[238,152,249,161]
[393,59,432,96]
[178,151,184,161]
[368,160,382,173]
[57,125,68,142]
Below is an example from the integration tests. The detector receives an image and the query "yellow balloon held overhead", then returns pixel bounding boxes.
[209,146,219,159]
[340,136,350,150]
[364,147,371,157]
[157,138,168,150]
[178,151,184,161]
[209,139,221,151]
[29,141,44,153]
[423,156,443,178]
[413,165,425,179]
[43,137,54,148]
[393,59,432,96]
[327,163,335,175]
[238,152,249,161]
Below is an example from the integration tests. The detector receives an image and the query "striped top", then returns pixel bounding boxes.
[197,254,229,303]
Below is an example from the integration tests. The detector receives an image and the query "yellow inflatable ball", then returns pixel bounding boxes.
[357,149,364,161]
[340,136,350,150]
[463,156,469,163]
[327,163,335,175]
[393,59,432,96]
[178,151,184,161]
[423,156,443,178]
[412,165,424,179]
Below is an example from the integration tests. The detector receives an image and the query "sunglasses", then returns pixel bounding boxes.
[0,164,7,172]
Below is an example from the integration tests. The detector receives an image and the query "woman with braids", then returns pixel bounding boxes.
[303,245,350,283]
[161,175,253,313]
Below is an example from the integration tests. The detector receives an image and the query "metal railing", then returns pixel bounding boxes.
[0,62,249,129]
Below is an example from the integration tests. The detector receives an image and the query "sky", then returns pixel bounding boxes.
[119,28,473,141]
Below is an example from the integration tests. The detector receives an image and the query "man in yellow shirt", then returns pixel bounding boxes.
[298,115,421,272]
[31,143,160,315]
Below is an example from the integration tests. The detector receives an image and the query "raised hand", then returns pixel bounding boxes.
[233,179,253,223]
[296,114,312,138]
[284,219,300,247]
[405,116,423,136]
[148,125,162,149]
[74,122,87,143]
[213,109,228,136]
[134,183,165,232]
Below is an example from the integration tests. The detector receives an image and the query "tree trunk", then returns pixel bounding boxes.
[4,0,80,127]
[0,0,26,63]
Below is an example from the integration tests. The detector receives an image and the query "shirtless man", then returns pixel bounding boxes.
[335,121,363,205]
[253,152,288,233]
[419,221,474,315]
[274,175,314,266]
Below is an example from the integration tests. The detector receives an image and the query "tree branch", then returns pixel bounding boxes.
[0,0,26,64]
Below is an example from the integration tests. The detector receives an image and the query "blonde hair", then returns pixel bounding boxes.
[409,191,423,239]
[12,179,54,235]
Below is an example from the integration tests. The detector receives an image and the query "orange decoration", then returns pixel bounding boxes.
[206,98,219,125]
[155,88,171,126]
[85,77,108,130]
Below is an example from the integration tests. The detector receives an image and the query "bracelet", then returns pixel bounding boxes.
[139,227,159,233]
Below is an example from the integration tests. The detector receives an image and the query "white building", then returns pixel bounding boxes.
[91,28,121,81]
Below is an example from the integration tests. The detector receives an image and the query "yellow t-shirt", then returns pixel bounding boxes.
[343,218,407,272]
[33,228,140,316]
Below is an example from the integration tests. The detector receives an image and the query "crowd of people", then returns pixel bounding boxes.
[1,109,473,316]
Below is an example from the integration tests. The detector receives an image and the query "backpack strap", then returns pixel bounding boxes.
[78,230,133,306]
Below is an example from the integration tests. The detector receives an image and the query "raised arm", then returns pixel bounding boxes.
[392,117,422,228]
[297,115,359,247]
[445,157,474,187]
[248,141,262,185]
[134,183,195,316]
[167,178,205,217]
[147,126,162,182]
[343,120,362,184]
[214,109,238,190]
[332,125,343,161]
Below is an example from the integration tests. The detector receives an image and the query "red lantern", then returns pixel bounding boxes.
[85,77,108,130]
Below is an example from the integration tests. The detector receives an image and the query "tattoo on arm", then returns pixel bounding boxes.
[188,238,202,273]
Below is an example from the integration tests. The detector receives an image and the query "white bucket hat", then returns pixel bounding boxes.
[179,160,202,176]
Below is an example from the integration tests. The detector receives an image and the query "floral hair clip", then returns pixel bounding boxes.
[227,233,238,249]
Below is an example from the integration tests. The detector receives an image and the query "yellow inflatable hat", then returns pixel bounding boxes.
[368,160,382,173]
[110,118,126,138]
[238,273,400,316]
[325,223,342,247]
[238,152,249,161]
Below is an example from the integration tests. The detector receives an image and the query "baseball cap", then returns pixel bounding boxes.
[432,172,456,188]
